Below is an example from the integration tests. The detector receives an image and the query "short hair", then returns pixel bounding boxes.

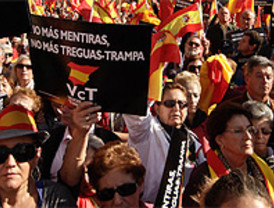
[174,71,201,93]
[245,55,274,76]
[9,88,42,113]
[242,100,273,124]
[200,170,272,208]
[10,54,31,84]
[161,82,187,100]
[87,141,146,190]
[206,103,252,150]
[243,30,263,54]
[182,55,204,71]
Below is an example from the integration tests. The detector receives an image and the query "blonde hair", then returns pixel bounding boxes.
[10,54,31,86]
[174,71,201,93]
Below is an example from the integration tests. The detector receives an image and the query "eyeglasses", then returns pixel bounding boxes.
[17,64,32,70]
[256,128,272,136]
[0,143,37,164]
[188,41,201,47]
[224,126,257,136]
[188,65,201,73]
[162,100,188,109]
[5,53,13,58]
[97,182,138,201]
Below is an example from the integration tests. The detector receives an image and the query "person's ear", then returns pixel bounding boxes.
[154,102,160,115]
[215,134,223,148]
[33,147,42,166]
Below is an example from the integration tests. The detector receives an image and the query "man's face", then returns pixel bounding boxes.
[156,88,188,128]
[245,66,273,99]
[240,11,255,30]
[237,35,253,55]
[184,37,202,58]
[218,7,230,25]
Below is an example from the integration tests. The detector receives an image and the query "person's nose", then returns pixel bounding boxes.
[112,192,123,206]
[244,129,253,140]
[4,154,17,167]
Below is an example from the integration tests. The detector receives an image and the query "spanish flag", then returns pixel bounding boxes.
[28,0,44,15]
[198,54,234,115]
[67,62,99,86]
[149,30,181,101]
[159,0,175,21]
[209,0,218,22]
[92,2,114,23]
[156,3,202,38]
[76,0,94,22]
[105,0,119,20]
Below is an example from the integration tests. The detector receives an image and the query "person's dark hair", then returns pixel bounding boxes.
[182,55,204,71]
[220,39,234,56]
[200,170,272,208]
[243,30,263,54]
[206,103,252,150]
[87,141,145,190]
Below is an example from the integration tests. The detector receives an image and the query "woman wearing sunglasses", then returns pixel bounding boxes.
[0,105,77,207]
[10,54,34,89]
[243,100,274,171]
[183,103,274,207]
[88,141,151,208]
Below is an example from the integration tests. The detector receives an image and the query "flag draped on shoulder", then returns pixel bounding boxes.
[156,3,202,38]
[149,30,181,101]
[198,54,234,115]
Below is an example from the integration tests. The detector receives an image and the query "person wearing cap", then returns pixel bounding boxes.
[0,105,77,207]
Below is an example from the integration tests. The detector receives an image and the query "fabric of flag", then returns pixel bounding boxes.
[105,0,119,20]
[149,30,181,101]
[254,6,261,28]
[92,2,114,23]
[156,3,202,38]
[159,0,175,21]
[68,62,99,86]
[0,105,37,132]
[198,54,234,115]
[208,0,217,22]
[28,0,44,15]
[76,0,94,22]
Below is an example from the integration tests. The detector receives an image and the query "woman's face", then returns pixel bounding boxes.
[0,136,40,192]
[16,58,33,86]
[186,83,201,115]
[216,115,254,160]
[0,77,12,97]
[97,167,143,208]
[251,118,272,157]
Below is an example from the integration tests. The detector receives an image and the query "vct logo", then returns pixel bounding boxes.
[66,62,99,103]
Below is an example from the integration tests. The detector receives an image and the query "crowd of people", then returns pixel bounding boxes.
[0,0,273,207]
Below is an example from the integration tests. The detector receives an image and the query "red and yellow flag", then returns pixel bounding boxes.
[159,0,175,21]
[149,30,181,101]
[92,2,114,23]
[76,0,94,22]
[68,62,99,86]
[28,0,44,15]
[209,0,218,22]
[198,54,234,115]
[156,3,202,38]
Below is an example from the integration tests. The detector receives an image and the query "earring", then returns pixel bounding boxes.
[31,166,41,182]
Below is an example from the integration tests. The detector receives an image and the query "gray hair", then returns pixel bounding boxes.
[245,55,274,75]
[242,100,273,123]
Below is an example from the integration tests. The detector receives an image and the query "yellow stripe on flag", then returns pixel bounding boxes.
[70,68,90,84]
[148,62,165,101]
[1,111,36,128]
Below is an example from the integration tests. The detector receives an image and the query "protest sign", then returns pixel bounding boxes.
[0,0,31,38]
[174,0,194,13]
[29,15,152,116]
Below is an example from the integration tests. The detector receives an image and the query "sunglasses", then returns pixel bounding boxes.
[97,182,138,201]
[5,53,13,58]
[188,41,200,47]
[162,100,188,109]
[17,64,32,70]
[0,143,37,164]
[188,65,201,73]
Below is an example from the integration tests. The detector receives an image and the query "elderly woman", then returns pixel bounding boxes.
[10,54,34,89]
[182,103,274,207]
[0,105,77,207]
[174,71,206,129]
[88,141,150,208]
[243,100,274,170]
